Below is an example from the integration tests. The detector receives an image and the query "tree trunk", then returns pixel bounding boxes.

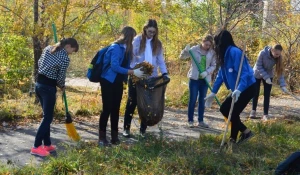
[33,0,42,82]
[32,0,42,103]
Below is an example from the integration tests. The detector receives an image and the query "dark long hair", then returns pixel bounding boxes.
[115,26,137,56]
[139,19,162,55]
[214,30,238,66]
[51,38,79,53]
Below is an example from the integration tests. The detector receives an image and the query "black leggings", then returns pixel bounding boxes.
[99,78,123,133]
[123,78,147,132]
[220,83,256,140]
[252,78,272,115]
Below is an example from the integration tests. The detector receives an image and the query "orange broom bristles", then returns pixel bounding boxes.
[63,92,81,141]
[65,122,80,141]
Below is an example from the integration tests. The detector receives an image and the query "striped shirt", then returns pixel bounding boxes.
[38,46,70,88]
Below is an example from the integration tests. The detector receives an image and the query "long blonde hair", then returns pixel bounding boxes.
[273,44,284,77]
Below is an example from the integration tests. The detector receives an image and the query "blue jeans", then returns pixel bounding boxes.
[34,83,56,147]
[188,79,208,123]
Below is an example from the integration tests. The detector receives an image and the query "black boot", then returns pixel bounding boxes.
[99,131,109,147]
[111,130,120,145]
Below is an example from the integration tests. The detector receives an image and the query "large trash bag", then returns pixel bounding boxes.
[136,76,170,126]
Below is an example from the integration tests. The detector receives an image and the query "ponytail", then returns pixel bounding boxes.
[51,38,79,54]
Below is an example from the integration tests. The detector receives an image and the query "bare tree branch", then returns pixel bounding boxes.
[71,3,102,38]
[0,4,25,21]
[62,0,69,38]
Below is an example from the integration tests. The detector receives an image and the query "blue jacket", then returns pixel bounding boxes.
[212,46,256,93]
[101,43,130,83]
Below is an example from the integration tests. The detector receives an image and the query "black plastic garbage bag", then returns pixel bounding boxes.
[136,76,170,126]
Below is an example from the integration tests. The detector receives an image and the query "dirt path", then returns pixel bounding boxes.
[0,78,299,167]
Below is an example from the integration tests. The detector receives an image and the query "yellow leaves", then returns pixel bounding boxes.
[131,61,154,84]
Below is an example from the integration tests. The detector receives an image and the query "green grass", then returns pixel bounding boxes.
[1,119,299,175]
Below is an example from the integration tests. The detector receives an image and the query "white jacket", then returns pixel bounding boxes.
[179,45,216,82]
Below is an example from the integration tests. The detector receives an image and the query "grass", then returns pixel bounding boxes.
[0,74,298,174]
[0,119,299,174]
[0,73,288,122]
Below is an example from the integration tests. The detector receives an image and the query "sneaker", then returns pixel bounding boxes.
[249,110,256,119]
[111,139,120,145]
[30,146,50,157]
[140,131,146,138]
[198,122,209,128]
[262,115,268,121]
[44,145,56,152]
[188,121,194,128]
[98,140,110,147]
[237,131,254,144]
[122,130,130,138]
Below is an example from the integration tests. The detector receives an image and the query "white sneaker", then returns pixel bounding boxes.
[249,110,256,119]
[188,121,194,128]
[198,122,209,128]
[262,115,268,121]
[122,130,130,137]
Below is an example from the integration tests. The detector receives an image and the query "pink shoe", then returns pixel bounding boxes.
[44,145,56,152]
[30,146,50,157]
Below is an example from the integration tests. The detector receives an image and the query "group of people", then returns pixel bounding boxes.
[181,31,288,145]
[30,19,168,156]
[30,19,289,158]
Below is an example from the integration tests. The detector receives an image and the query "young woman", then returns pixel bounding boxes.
[250,44,288,121]
[179,35,216,128]
[99,26,145,146]
[31,38,79,157]
[122,19,168,138]
[205,30,256,144]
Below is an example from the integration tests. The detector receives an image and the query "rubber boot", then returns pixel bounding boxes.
[111,130,120,145]
[98,131,109,147]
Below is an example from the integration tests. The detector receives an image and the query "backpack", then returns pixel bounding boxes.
[86,46,110,82]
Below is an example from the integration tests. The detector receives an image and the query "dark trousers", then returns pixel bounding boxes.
[252,78,272,115]
[34,83,56,147]
[275,151,300,175]
[99,78,123,133]
[220,83,256,140]
[123,78,147,132]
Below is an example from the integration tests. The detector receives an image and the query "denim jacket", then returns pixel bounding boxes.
[212,46,256,93]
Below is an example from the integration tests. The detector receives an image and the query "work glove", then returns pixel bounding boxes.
[133,67,146,78]
[162,73,170,81]
[199,71,208,79]
[184,44,190,52]
[204,93,215,108]
[281,86,288,93]
[265,78,272,85]
[231,90,241,103]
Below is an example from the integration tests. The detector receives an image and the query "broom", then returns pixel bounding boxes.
[63,91,81,141]
[52,23,80,141]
